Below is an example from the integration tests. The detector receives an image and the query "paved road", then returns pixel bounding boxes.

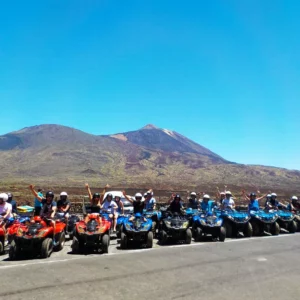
[1,234,300,300]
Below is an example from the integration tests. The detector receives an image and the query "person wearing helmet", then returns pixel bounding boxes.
[200,194,217,212]
[168,194,184,214]
[265,193,286,210]
[85,183,110,213]
[264,194,272,207]
[216,187,226,205]
[187,192,199,209]
[6,193,17,214]
[287,196,300,212]
[0,193,13,227]
[101,193,118,232]
[144,189,156,211]
[242,190,267,212]
[221,191,235,210]
[122,190,145,214]
[56,192,71,220]
[29,185,57,219]
[114,195,124,215]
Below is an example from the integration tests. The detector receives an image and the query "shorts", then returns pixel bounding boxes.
[56,212,70,218]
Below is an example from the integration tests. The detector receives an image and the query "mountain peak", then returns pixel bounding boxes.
[141,124,159,130]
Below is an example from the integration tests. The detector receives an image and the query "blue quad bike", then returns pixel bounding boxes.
[192,211,226,242]
[249,210,280,236]
[143,209,161,237]
[120,213,153,249]
[185,208,200,227]
[215,209,253,238]
[158,208,192,245]
[274,209,297,234]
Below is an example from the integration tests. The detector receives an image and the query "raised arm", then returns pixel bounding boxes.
[122,190,134,203]
[29,184,43,201]
[100,184,110,204]
[85,183,93,201]
[168,194,175,204]
[242,190,250,201]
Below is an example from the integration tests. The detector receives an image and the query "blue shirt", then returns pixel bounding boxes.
[145,197,156,210]
[34,192,44,208]
[200,200,215,212]
[248,199,260,211]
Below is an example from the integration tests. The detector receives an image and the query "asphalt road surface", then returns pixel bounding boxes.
[1,234,300,300]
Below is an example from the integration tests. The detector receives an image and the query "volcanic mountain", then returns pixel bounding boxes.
[0,124,299,192]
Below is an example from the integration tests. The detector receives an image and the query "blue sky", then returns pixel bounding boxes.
[0,1,299,170]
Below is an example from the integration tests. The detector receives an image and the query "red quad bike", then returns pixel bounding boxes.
[71,213,111,254]
[9,216,66,260]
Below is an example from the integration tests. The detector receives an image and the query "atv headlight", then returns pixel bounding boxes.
[36,229,48,238]
[215,220,222,226]
[77,226,85,234]
[125,223,132,230]
[182,221,189,229]
[165,221,171,227]
[200,219,207,226]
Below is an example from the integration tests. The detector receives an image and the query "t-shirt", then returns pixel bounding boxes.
[57,199,70,212]
[248,199,260,211]
[145,197,156,210]
[41,199,57,217]
[34,192,44,208]
[265,200,279,208]
[133,201,145,214]
[222,198,235,209]
[0,202,13,219]
[200,200,216,212]
[188,198,199,209]
[169,200,183,213]
[102,201,117,213]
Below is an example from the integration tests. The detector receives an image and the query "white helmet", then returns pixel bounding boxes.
[135,193,143,198]
[225,191,232,195]
[291,196,298,201]
[267,194,271,198]
[60,192,68,197]
[271,193,277,197]
[220,192,225,195]
[190,192,197,196]
[203,194,210,199]
[0,193,8,202]
[143,193,148,197]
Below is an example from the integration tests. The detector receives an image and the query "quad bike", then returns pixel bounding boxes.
[185,208,201,227]
[158,209,192,245]
[9,216,66,260]
[274,209,297,233]
[249,209,280,236]
[120,213,153,249]
[192,211,226,242]
[71,213,111,254]
[215,208,252,238]
[55,214,81,240]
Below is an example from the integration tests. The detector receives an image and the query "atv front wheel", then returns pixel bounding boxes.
[289,220,297,233]
[195,227,202,242]
[219,226,226,242]
[9,240,20,260]
[243,222,253,238]
[120,232,128,249]
[146,231,153,248]
[55,232,66,251]
[40,238,53,259]
[224,222,232,238]
[0,240,3,255]
[102,234,110,253]
[159,230,168,245]
[185,229,192,244]
[71,236,81,254]
[152,221,156,237]
[271,222,280,235]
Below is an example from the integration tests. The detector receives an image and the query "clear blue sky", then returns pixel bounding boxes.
[0,1,299,170]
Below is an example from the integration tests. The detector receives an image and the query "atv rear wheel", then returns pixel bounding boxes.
[146,231,153,248]
[9,240,20,260]
[0,240,3,255]
[55,232,66,251]
[40,238,53,259]
[152,221,156,237]
[102,234,110,253]
[120,232,128,249]
[185,229,192,244]
[219,226,226,242]
[289,220,297,233]
[224,222,232,238]
[243,222,253,238]
[195,227,202,242]
[159,230,168,245]
[71,236,82,254]
[271,222,280,235]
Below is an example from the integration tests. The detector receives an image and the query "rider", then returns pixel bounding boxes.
[221,191,235,210]
[200,194,217,212]
[287,196,300,212]
[114,195,124,215]
[101,193,118,232]
[144,189,156,211]
[6,193,17,214]
[187,192,199,209]
[242,191,267,212]
[168,194,184,214]
[0,193,13,228]
[56,192,71,220]
[85,183,110,213]
[265,193,286,210]
[34,188,44,216]
[122,191,144,214]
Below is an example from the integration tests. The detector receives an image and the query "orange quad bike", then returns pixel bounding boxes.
[71,213,111,254]
[9,216,66,260]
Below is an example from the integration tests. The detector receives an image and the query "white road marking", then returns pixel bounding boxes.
[257,257,267,262]
[0,233,298,270]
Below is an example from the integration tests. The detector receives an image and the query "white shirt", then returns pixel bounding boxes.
[0,202,13,219]
[222,198,235,209]
[102,200,117,212]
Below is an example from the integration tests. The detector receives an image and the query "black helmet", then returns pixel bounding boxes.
[174,194,181,200]
[7,192,13,200]
[106,193,113,200]
[250,192,256,197]
[93,193,100,199]
[46,191,54,199]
